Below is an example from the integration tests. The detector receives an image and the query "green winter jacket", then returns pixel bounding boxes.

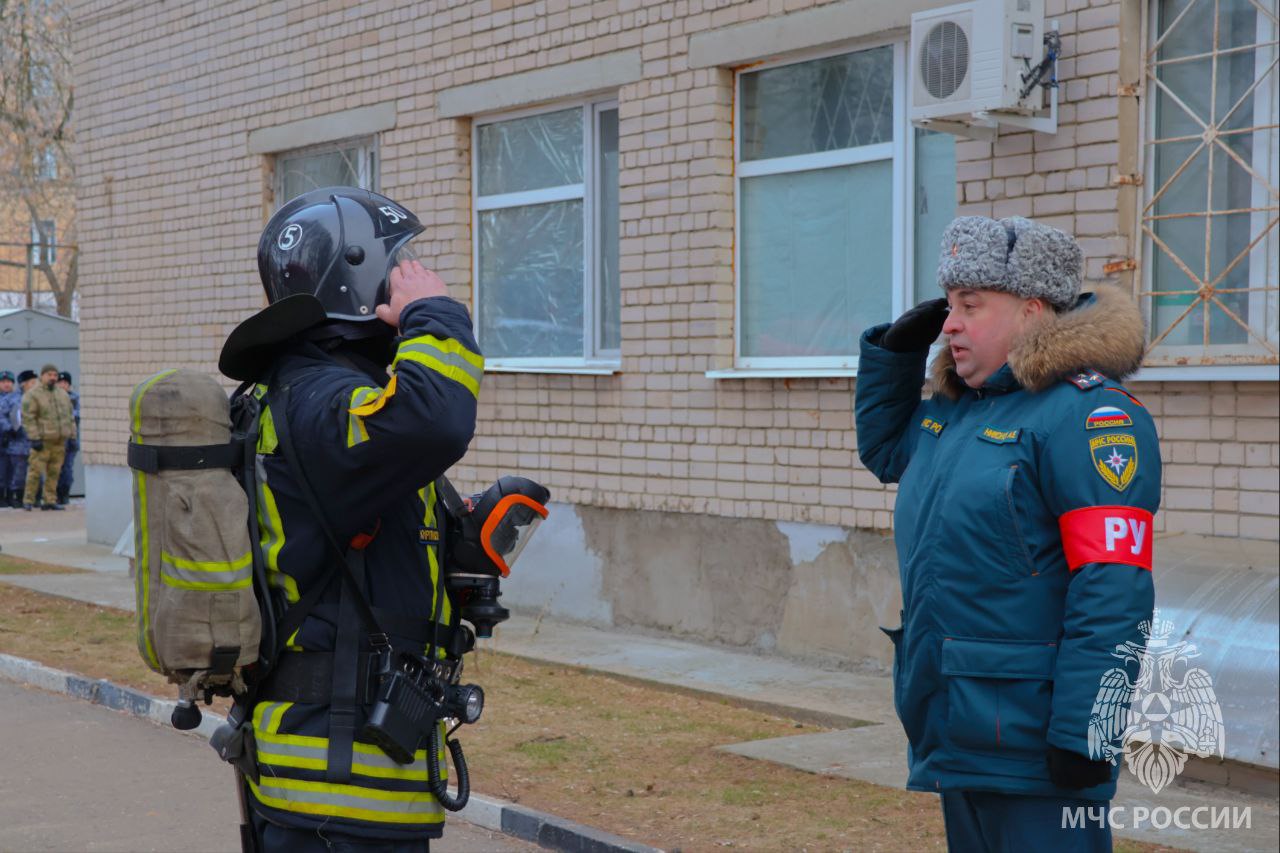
[855,287,1160,801]
[21,382,77,443]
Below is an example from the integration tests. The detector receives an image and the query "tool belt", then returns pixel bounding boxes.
[256,650,385,706]
[255,606,466,706]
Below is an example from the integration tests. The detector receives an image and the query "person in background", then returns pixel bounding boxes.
[55,371,80,506]
[0,370,17,508]
[21,363,76,511]
[7,370,38,508]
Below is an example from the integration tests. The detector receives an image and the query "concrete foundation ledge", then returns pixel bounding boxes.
[0,654,662,853]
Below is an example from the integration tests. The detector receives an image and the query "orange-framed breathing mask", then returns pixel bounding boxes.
[438,476,550,637]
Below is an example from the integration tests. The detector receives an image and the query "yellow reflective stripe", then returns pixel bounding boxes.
[346,385,380,448]
[392,337,483,398]
[348,375,397,417]
[251,701,295,736]
[254,734,434,782]
[256,748,327,771]
[159,575,252,591]
[393,351,480,399]
[256,395,279,454]
[248,777,444,825]
[257,479,297,603]
[424,483,450,628]
[403,334,483,371]
[415,484,450,654]
[159,549,253,588]
[162,551,253,572]
[130,368,179,672]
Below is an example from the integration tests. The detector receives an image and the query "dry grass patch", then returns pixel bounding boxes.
[0,581,1181,853]
[0,583,166,692]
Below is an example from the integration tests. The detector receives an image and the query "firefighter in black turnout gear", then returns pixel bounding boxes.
[219,188,484,850]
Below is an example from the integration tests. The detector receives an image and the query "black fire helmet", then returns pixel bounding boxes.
[221,187,424,381]
[257,186,424,321]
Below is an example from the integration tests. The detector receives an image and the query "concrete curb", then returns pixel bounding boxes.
[0,653,662,853]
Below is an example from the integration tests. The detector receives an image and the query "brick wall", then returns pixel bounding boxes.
[73,0,1278,542]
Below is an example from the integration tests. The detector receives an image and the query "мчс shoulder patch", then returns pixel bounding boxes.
[978,426,1021,444]
[1086,405,1133,430]
[1090,433,1138,491]
[920,416,946,436]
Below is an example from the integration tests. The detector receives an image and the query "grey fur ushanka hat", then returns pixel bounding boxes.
[937,216,1083,310]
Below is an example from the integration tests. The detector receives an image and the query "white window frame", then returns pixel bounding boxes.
[472,98,621,374]
[719,39,909,378]
[1134,0,1280,382]
[273,136,378,207]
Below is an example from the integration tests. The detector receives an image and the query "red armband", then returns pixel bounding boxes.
[1058,506,1154,572]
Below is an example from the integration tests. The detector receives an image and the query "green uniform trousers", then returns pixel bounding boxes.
[24,444,66,506]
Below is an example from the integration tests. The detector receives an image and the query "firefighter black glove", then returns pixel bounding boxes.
[30,439,43,451]
[1047,746,1112,789]
[879,298,949,353]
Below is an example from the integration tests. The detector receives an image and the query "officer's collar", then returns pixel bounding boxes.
[957,363,1021,399]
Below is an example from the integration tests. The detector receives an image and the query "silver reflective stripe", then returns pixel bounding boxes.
[254,778,444,819]
[395,343,484,388]
[257,734,433,780]
[160,563,252,588]
[258,739,326,762]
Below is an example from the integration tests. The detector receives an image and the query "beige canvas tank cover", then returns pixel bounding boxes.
[131,369,260,684]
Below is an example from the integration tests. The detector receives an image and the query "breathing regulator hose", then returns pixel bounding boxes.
[428,724,470,811]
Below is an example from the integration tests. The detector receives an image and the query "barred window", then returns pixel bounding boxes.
[1142,0,1279,369]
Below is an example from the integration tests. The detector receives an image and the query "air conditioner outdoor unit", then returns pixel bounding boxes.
[910,0,1058,138]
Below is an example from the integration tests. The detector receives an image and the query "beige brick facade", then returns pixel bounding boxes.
[72,0,1277,563]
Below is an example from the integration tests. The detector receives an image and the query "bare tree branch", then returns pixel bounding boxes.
[1,0,77,317]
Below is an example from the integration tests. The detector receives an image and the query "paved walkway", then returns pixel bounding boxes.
[0,679,537,853]
[1,507,1276,852]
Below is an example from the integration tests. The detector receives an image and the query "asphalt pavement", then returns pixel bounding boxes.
[0,679,538,853]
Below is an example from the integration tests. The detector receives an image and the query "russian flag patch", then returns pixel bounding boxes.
[1086,406,1133,430]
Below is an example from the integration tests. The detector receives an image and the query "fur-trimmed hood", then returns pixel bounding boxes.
[930,285,1146,400]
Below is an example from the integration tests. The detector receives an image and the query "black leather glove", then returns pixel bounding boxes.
[1047,746,1112,789]
[30,439,43,451]
[67,438,78,452]
[880,298,949,352]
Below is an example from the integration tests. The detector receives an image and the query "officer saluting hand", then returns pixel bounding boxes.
[856,216,1160,853]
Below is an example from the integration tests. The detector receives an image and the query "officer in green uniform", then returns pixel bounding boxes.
[21,363,76,510]
[856,216,1160,853]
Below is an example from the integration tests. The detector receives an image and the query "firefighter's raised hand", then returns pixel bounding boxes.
[376,260,449,329]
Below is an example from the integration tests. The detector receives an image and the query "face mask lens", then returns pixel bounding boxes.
[485,505,544,572]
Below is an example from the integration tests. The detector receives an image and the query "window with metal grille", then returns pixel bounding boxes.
[1141,0,1279,371]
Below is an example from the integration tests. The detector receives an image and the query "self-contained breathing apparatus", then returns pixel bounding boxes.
[132,375,548,809]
